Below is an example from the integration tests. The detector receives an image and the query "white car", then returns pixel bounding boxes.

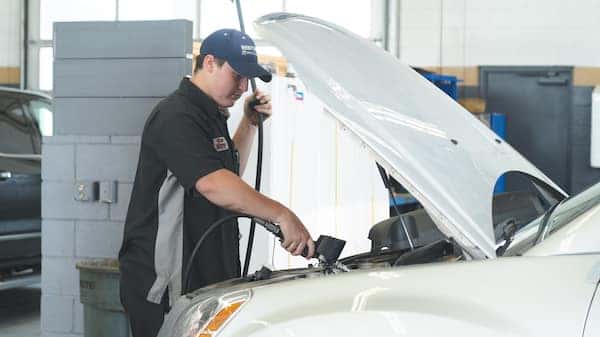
[158,14,600,337]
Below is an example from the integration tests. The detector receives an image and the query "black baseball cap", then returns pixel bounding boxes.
[200,29,272,82]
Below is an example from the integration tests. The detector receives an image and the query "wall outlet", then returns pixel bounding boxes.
[74,181,98,201]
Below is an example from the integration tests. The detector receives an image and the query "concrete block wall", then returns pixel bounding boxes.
[41,20,192,337]
[399,0,600,67]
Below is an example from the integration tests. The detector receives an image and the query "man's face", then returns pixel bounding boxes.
[209,60,249,108]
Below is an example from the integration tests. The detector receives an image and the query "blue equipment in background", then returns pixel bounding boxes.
[420,72,459,100]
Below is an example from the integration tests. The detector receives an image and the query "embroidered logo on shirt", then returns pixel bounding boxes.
[213,137,229,152]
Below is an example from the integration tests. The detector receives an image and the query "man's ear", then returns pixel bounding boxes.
[203,54,215,73]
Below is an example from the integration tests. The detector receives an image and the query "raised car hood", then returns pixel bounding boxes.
[255,13,566,259]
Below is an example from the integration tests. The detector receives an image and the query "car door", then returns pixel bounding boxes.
[0,92,42,269]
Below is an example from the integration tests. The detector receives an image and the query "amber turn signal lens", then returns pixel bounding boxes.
[196,301,244,336]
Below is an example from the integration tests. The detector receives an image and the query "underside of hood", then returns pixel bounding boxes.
[254,13,566,259]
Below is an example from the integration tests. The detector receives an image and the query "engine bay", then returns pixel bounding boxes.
[192,190,545,295]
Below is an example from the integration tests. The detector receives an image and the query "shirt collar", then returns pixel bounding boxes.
[177,77,230,120]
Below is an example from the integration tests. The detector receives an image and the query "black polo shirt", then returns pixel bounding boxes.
[119,77,241,304]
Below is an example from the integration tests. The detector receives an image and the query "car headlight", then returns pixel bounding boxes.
[172,289,251,337]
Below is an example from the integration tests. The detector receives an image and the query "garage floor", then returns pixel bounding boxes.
[0,284,41,337]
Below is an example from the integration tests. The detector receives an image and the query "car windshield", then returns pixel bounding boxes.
[0,93,36,154]
[542,182,600,236]
[28,98,53,137]
[505,182,600,256]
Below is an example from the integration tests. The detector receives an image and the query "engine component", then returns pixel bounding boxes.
[369,215,419,251]
[313,235,346,265]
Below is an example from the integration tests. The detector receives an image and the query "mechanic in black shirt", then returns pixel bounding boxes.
[118,29,315,337]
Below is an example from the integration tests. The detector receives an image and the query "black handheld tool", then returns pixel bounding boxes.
[253,218,347,264]
[183,214,347,293]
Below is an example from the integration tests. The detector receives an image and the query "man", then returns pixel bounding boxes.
[118,28,315,337]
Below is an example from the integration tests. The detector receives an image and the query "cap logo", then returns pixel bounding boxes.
[240,44,256,56]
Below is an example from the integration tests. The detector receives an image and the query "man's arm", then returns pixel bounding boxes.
[195,168,315,258]
[233,90,271,175]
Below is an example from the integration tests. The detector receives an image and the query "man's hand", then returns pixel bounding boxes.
[244,89,272,126]
[276,209,315,259]
[195,169,315,259]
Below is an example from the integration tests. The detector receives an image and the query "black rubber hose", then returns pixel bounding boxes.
[242,111,264,277]
[183,214,254,294]
[232,0,266,278]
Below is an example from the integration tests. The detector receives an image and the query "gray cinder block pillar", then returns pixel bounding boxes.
[41,20,192,337]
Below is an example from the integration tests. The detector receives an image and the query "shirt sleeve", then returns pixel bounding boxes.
[146,110,224,190]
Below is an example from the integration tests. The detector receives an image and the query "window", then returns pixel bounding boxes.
[39,47,53,91]
[40,0,116,40]
[0,95,36,154]
[118,0,197,33]
[28,99,53,137]
[36,1,375,92]
[285,0,371,38]
[38,0,202,91]
[200,0,282,38]
[5,101,28,127]
[199,0,371,39]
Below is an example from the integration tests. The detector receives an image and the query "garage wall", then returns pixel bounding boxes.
[570,86,600,193]
[270,78,390,267]
[41,20,192,337]
[0,0,21,85]
[229,77,390,270]
[399,0,600,68]
[391,0,600,194]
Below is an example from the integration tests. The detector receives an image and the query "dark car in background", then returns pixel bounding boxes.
[0,87,52,289]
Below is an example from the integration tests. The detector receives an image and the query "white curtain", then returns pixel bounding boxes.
[229,75,388,271]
